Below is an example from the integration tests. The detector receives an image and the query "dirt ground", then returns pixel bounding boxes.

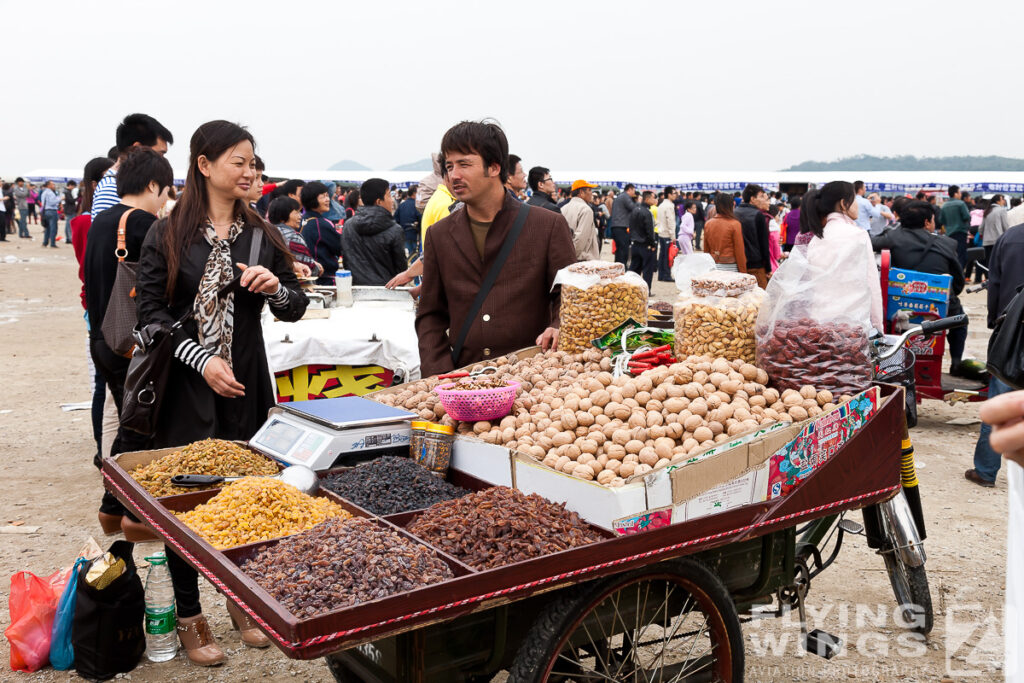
[0,235,1007,682]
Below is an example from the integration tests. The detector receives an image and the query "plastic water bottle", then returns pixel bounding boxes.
[335,270,354,307]
[143,553,178,662]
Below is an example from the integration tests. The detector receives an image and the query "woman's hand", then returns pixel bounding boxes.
[980,390,1024,467]
[203,356,245,398]
[292,262,312,279]
[236,262,280,294]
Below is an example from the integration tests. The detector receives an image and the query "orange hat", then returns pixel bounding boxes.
[570,179,598,191]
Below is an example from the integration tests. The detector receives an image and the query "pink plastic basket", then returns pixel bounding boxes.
[434,381,520,422]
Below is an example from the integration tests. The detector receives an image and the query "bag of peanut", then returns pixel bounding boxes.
[673,270,764,363]
[555,261,649,354]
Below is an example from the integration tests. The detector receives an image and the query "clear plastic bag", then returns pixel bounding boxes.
[754,246,874,395]
[674,288,764,363]
[555,260,649,353]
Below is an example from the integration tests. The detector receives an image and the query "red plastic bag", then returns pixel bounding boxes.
[5,568,71,672]
[668,242,679,267]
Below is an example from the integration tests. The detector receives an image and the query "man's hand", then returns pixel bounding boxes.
[980,390,1024,467]
[536,327,559,351]
[203,357,245,398]
[386,270,413,289]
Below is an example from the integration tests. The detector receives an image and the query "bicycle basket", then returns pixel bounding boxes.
[874,346,917,428]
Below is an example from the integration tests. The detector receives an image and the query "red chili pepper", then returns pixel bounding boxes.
[628,362,653,370]
[437,371,470,380]
[631,344,672,360]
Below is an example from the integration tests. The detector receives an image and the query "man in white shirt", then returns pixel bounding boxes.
[560,179,600,261]
[657,186,678,281]
[92,113,173,218]
[867,192,894,235]
[853,180,880,231]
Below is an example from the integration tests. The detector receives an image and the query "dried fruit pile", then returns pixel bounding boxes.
[321,457,469,515]
[407,487,604,569]
[131,439,278,497]
[756,318,873,395]
[241,517,453,617]
[177,478,350,549]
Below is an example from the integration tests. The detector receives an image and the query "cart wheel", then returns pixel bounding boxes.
[880,546,933,635]
[325,655,366,683]
[508,558,743,682]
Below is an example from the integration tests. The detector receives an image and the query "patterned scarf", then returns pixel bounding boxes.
[194,216,244,367]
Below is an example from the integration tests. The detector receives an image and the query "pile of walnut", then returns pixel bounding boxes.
[372,349,849,488]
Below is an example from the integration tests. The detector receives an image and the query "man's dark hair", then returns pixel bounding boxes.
[741,183,764,203]
[254,155,265,173]
[507,154,521,177]
[439,120,509,183]
[961,191,971,201]
[107,146,119,161]
[279,179,305,198]
[66,180,77,187]
[345,189,360,210]
[789,195,801,209]
[642,190,656,201]
[624,183,635,192]
[927,196,937,204]
[528,166,549,192]
[853,180,865,193]
[408,183,418,197]
[915,191,927,200]
[267,196,301,224]
[948,185,960,197]
[115,113,173,153]
[664,186,676,197]
[115,147,174,196]
[891,196,911,217]
[15,177,24,183]
[1012,197,1023,208]
[360,178,390,206]
[300,181,329,211]
[898,200,936,229]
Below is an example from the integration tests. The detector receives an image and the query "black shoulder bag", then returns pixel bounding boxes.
[449,204,530,366]
[121,229,264,436]
[987,284,1024,390]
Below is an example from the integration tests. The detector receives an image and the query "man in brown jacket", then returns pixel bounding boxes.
[416,121,576,376]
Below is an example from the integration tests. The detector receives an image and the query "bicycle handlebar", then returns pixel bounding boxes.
[873,313,969,362]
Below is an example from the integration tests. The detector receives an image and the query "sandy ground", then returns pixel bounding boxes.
[0,233,1007,682]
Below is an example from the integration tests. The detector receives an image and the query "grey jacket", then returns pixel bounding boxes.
[982,204,1010,246]
[13,185,27,211]
[610,192,636,228]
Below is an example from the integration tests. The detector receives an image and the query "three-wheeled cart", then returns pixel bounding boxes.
[104,385,916,682]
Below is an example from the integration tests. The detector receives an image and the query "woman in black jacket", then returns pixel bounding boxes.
[135,120,307,664]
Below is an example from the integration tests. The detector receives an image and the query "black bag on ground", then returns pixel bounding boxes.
[987,284,1024,390]
[72,540,145,681]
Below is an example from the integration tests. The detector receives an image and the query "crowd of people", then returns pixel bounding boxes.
[8,109,1024,670]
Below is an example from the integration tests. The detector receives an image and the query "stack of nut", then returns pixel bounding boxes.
[557,261,648,353]
[675,272,762,363]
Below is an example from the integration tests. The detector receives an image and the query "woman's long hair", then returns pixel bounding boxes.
[714,192,735,220]
[799,181,856,239]
[984,194,1003,219]
[162,120,290,299]
[78,156,114,215]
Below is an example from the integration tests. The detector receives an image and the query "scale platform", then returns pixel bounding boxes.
[249,396,416,470]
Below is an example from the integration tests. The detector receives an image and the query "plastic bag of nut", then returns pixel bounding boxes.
[555,261,649,354]
[674,288,764,363]
[754,247,875,395]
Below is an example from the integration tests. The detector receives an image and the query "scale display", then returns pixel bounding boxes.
[254,419,304,457]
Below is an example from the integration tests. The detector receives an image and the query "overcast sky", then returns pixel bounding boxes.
[5,0,1022,175]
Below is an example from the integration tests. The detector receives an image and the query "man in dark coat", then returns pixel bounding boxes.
[733,183,772,287]
[341,178,407,286]
[627,190,658,289]
[526,165,559,212]
[416,121,576,376]
[609,184,637,265]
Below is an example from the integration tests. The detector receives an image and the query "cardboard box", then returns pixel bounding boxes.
[451,438,515,487]
[887,268,952,302]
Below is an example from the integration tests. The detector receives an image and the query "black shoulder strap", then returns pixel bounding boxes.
[450,203,530,366]
[249,225,263,267]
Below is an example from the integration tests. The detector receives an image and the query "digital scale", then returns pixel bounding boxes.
[249,396,416,470]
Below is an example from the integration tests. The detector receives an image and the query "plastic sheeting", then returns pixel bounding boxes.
[1007,460,1023,681]
[262,300,420,381]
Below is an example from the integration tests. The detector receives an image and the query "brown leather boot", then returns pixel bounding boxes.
[225,601,271,648]
[176,614,226,666]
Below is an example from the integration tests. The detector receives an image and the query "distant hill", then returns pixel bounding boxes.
[783,155,1024,172]
[391,158,433,172]
[328,159,370,171]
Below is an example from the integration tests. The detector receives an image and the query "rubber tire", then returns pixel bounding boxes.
[508,558,744,682]
[881,551,934,635]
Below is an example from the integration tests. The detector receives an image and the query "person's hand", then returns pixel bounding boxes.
[236,262,280,294]
[203,357,245,398]
[292,262,311,279]
[980,390,1024,467]
[536,327,559,350]
[386,270,413,289]
[408,284,421,299]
